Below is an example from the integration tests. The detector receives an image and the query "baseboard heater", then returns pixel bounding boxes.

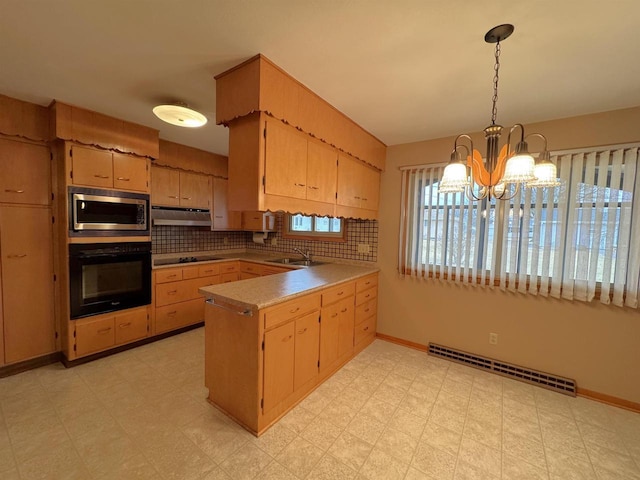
[428,343,577,396]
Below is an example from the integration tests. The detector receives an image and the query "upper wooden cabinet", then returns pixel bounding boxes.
[70,144,150,192]
[336,154,380,218]
[212,177,241,230]
[0,138,51,206]
[215,54,386,171]
[151,165,210,209]
[50,101,159,159]
[157,139,228,177]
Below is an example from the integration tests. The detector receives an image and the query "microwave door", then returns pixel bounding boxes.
[73,193,147,231]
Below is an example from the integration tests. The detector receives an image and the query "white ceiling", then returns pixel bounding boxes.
[2,0,639,156]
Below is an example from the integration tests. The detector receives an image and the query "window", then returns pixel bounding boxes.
[284,214,346,241]
[398,146,640,308]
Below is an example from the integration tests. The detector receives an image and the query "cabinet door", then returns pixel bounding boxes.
[72,145,113,188]
[113,153,149,192]
[264,118,307,199]
[306,140,337,204]
[336,154,362,208]
[294,312,320,390]
[212,177,241,230]
[1,206,55,363]
[0,139,51,205]
[319,303,340,373]
[263,321,295,413]
[337,299,355,358]
[151,166,180,206]
[360,165,381,211]
[179,172,210,208]
[114,308,148,345]
[75,316,115,357]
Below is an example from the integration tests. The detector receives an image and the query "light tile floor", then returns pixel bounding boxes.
[1,328,639,479]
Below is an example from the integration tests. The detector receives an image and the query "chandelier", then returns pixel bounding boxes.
[439,24,560,200]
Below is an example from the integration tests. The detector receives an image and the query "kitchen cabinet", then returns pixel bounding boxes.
[0,138,51,206]
[242,211,275,231]
[212,177,241,230]
[320,282,355,375]
[153,264,221,334]
[74,306,148,358]
[0,205,56,364]
[354,274,378,352]
[336,154,380,218]
[70,144,149,192]
[151,165,210,209]
[263,321,295,413]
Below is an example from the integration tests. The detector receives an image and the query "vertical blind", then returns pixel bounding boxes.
[398,146,640,308]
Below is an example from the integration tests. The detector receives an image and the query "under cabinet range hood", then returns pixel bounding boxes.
[151,206,211,227]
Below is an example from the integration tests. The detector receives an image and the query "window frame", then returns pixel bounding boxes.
[283,214,347,242]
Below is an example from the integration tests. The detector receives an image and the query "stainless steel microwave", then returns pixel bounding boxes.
[69,187,149,237]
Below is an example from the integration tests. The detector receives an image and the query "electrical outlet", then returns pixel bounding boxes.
[223,237,229,245]
[271,237,278,246]
[489,333,498,345]
[357,243,370,254]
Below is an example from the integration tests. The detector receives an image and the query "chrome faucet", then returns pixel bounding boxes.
[293,247,312,262]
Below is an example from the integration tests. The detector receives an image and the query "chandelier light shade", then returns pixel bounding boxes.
[439,24,560,200]
[152,103,208,128]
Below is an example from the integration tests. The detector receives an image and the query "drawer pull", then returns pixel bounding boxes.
[282,334,293,342]
[337,291,344,296]
[116,177,130,181]
[181,196,192,200]
[289,307,300,314]
[364,308,370,313]
[7,254,27,258]
[297,327,308,334]
[340,308,347,313]
[167,274,178,278]
[354,196,361,200]
[97,327,112,334]
[362,198,368,201]
[167,311,177,316]
[119,322,131,328]
[203,269,214,274]
[167,290,178,295]
[168,195,179,199]
[365,294,371,298]
[308,186,319,190]
[331,313,338,318]
[4,189,25,193]
[294,183,306,187]
[363,326,369,331]
[93,174,110,179]
[365,281,371,285]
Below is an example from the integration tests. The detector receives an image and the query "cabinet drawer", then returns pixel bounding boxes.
[115,308,148,345]
[240,262,263,275]
[75,316,115,357]
[322,282,355,306]
[155,298,204,334]
[355,298,377,325]
[219,262,239,273]
[182,266,199,280]
[262,266,290,276]
[240,271,260,280]
[356,286,377,306]
[264,294,321,330]
[155,281,192,307]
[221,272,239,283]
[155,268,183,284]
[356,274,378,293]
[354,315,376,346]
[198,264,220,277]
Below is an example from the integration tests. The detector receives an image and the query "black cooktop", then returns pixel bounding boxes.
[154,254,224,266]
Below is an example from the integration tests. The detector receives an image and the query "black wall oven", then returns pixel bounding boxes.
[69,242,151,319]
[69,186,149,237]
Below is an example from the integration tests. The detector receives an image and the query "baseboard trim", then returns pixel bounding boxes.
[0,352,62,378]
[375,332,640,413]
[62,322,204,368]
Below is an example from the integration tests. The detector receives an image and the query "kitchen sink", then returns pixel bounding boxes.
[288,260,325,267]
[266,257,295,264]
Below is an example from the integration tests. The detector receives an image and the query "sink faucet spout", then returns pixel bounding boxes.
[292,247,312,262]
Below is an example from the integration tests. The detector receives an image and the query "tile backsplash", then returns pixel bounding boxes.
[152,214,378,262]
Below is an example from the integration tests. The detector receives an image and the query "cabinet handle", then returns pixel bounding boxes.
[202,269,214,274]
[94,174,110,179]
[167,311,177,316]
[168,195,179,199]
[167,274,177,279]
[297,327,308,334]
[365,281,371,285]
[362,197,368,201]
[337,291,344,296]
[354,196,361,200]
[294,183,306,187]
[167,290,178,295]
[364,308,370,313]
[289,307,300,314]
[116,177,130,181]
[364,326,369,331]
[7,254,27,258]
[331,313,338,318]
[282,335,293,342]
[181,197,192,200]
[340,308,347,313]
[119,322,131,328]
[97,327,112,334]
[365,294,371,298]
[308,186,319,190]
[4,189,25,193]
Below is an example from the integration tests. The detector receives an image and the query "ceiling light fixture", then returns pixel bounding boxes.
[152,103,208,128]
[439,24,560,200]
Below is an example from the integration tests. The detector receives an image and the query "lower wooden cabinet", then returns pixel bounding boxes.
[75,306,148,357]
[263,322,296,413]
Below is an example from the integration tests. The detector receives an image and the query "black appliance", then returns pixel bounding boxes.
[69,242,151,319]
[69,186,149,237]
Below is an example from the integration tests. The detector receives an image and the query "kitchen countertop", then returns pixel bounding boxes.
[198,262,378,312]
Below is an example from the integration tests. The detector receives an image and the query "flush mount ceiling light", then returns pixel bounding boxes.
[439,24,560,200]
[152,103,207,128]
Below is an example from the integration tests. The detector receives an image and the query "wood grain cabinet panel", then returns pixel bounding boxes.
[71,145,113,188]
[263,321,295,413]
[306,139,337,204]
[212,177,241,230]
[0,206,55,364]
[113,153,148,192]
[0,138,51,206]
[151,166,180,206]
[75,316,115,358]
[294,311,320,390]
[114,308,148,345]
[179,171,210,209]
[264,119,308,199]
[155,298,204,334]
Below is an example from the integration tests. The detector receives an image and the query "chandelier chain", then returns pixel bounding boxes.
[491,41,501,125]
